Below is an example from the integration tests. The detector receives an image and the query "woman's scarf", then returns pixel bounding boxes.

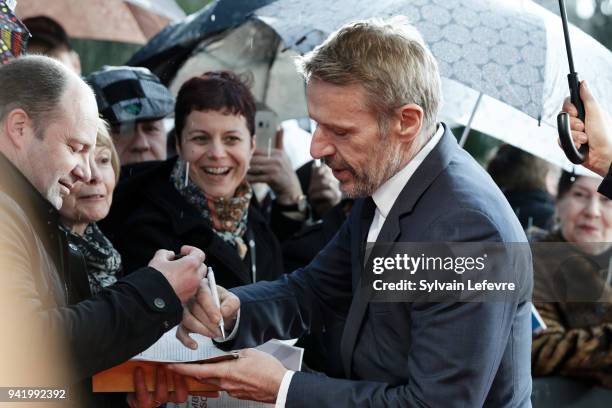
[171,158,252,258]
[60,222,121,294]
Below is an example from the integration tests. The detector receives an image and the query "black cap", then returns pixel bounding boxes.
[86,66,174,126]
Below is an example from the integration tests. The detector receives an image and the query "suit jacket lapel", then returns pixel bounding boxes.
[340,125,457,378]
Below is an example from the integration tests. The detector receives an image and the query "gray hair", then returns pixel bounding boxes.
[0,55,70,135]
[297,18,441,137]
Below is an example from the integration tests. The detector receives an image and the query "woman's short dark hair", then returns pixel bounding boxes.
[174,71,256,145]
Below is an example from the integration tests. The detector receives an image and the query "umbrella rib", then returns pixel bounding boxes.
[459,92,483,148]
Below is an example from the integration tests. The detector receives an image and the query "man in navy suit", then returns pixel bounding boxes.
[171,19,533,407]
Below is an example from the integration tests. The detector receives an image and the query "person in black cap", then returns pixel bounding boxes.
[22,15,81,74]
[87,66,174,165]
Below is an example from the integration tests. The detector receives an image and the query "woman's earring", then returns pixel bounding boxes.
[184,161,190,188]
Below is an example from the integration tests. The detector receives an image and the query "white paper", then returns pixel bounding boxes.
[255,339,303,372]
[167,338,304,408]
[131,326,229,363]
[187,394,274,408]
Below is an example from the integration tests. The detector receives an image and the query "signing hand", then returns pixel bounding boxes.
[177,280,240,349]
[168,349,287,403]
[561,80,612,176]
[148,245,206,304]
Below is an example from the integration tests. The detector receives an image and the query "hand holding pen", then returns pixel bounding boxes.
[206,267,225,340]
[176,264,241,349]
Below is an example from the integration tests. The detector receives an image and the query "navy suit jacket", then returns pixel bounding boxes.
[228,124,533,407]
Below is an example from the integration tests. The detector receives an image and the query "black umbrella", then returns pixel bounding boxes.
[127,0,276,83]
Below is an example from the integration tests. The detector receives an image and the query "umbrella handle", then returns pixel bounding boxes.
[557,72,588,164]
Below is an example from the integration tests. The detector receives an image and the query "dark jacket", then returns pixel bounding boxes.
[223,125,533,407]
[598,169,612,199]
[504,189,554,230]
[281,200,351,274]
[100,158,284,288]
[0,153,182,406]
[281,200,352,374]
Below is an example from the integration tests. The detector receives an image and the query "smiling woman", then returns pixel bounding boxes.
[100,71,285,290]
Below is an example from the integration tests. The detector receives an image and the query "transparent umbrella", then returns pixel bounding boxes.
[169,19,307,121]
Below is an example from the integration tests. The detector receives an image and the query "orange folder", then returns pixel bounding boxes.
[92,354,238,392]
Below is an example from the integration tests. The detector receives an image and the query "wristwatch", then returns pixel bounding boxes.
[276,194,309,213]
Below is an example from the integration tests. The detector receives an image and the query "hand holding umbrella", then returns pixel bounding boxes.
[561,81,612,177]
[557,0,588,164]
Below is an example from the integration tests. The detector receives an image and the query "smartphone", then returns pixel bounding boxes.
[255,109,278,156]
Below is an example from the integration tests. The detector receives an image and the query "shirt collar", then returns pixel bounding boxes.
[371,124,444,218]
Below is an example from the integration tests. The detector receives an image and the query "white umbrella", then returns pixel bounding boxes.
[254,0,612,173]
[440,78,598,176]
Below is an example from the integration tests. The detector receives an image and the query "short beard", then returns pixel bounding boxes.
[347,134,404,198]
[325,122,405,199]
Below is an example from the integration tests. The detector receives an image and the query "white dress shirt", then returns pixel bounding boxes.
[275,126,444,407]
[367,125,444,242]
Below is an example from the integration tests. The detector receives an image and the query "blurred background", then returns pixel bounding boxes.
[20,0,611,76]
[13,0,612,165]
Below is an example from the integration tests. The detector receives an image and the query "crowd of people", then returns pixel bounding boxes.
[0,8,611,408]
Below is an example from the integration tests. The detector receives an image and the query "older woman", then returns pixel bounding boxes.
[60,119,199,407]
[101,71,284,288]
[59,118,122,293]
[531,171,612,388]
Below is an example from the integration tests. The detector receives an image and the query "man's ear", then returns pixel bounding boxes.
[396,104,424,144]
[4,108,31,149]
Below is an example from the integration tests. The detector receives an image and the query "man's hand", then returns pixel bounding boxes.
[177,280,240,349]
[168,349,287,403]
[247,131,303,205]
[309,163,341,217]
[561,81,612,176]
[148,246,206,304]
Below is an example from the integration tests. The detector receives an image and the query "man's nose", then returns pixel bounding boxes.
[130,127,151,152]
[310,127,335,159]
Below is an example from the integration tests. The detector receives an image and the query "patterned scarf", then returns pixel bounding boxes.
[171,158,252,258]
[60,223,121,294]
